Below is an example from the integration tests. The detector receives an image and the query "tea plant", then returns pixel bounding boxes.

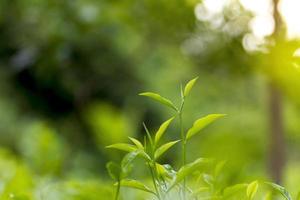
[106,77,293,200]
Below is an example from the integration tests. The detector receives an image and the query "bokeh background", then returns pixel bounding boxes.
[1,0,300,199]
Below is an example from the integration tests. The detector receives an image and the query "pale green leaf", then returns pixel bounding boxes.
[203,173,214,186]
[247,181,258,200]
[139,92,177,111]
[191,187,210,198]
[154,140,180,160]
[168,158,211,191]
[264,192,273,200]
[119,179,155,194]
[156,163,176,179]
[214,160,226,177]
[128,137,144,149]
[121,151,140,178]
[143,122,154,151]
[297,191,300,200]
[184,77,198,97]
[265,182,292,200]
[106,162,121,181]
[106,143,137,152]
[186,114,226,140]
[154,117,175,145]
[223,183,247,198]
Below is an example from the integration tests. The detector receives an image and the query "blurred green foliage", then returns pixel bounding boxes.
[0,0,300,199]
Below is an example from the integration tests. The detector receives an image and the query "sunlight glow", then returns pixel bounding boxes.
[195,0,300,39]
[279,0,300,39]
[240,0,274,38]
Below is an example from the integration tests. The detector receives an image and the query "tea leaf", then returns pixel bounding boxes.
[264,192,273,200]
[265,182,292,200]
[119,179,155,194]
[154,140,180,160]
[139,92,178,111]
[186,114,226,140]
[183,77,198,97]
[121,151,140,178]
[156,163,176,179]
[223,183,247,198]
[247,181,258,200]
[168,158,210,190]
[297,191,300,200]
[106,143,137,152]
[128,137,144,149]
[203,173,214,186]
[154,117,175,145]
[143,123,154,152]
[106,162,121,181]
[214,160,227,177]
[192,187,210,198]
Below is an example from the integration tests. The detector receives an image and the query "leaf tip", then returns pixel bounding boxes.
[138,92,147,96]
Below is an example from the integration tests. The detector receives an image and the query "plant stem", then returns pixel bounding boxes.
[179,99,186,200]
[148,163,162,200]
[115,181,121,200]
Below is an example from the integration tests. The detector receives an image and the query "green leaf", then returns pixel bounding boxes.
[143,123,154,152]
[191,187,210,198]
[186,114,226,140]
[154,140,180,160]
[203,173,214,186]
[183,77,198,97]
[223,183,247,198]
[247,181,258,200]
[214,160,226,177]
[168,158,211,191]
[128,137,144,149]
[264,192,273,200]
[265,182,292,200]
[156,163,176,179]
[106,143,137,152]
[119,179,155,194]
[139,92,177,111]
[297,191,300,200]
[154,117,175,145]
[121,151,139,178]
[106,162,121,181]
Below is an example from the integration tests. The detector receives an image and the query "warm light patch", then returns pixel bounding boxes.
[279,0,300,39]
[195,0,300,39]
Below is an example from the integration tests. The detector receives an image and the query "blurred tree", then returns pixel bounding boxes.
[267,0,285,184]
[0,0,142,155]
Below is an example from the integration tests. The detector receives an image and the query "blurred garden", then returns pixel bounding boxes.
[1,0,300,199]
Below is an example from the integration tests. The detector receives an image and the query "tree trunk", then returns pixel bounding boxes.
[268,0,285,184]
[268,83,285,183]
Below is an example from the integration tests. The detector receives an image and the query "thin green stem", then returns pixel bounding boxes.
[115,181,121,200]
[144,124,162,200]
[179,98,186,200]
[148,163,162,200]
[153,161,166,199]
